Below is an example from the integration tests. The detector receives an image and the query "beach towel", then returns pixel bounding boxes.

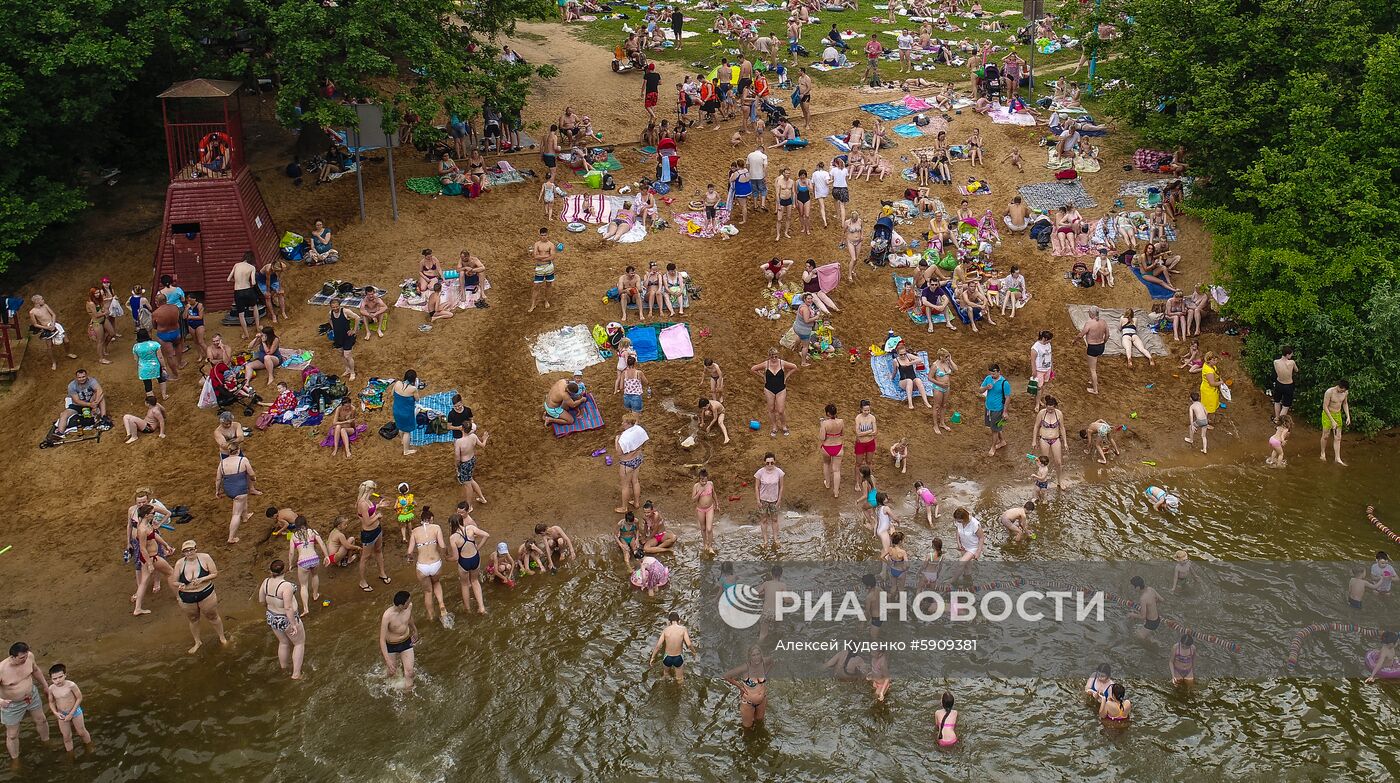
[674,209,732,239]
[306,286,386,309]
[870,350,933,401]
[902,95,933,111]
[531,324,606,375]
[591,154,624,172]
[560,194,617,224]
[816,263,842,292]
[277,349,314,370]
[891,123,925,138]
[551,393,605,437]
[406,176,443,195]
[1133,148,1173,172]
[1090,213,1175,246]
[408,391,459,447]
[658,323,695,360]
[1017,181,1097,212]
[811,62,857,71]
[319,423,368,448]
[860,102,915,121]
[1119,177,1193,199]
[990,106,1037,126]
[485,168,527,187]
[1066,305,1169,356]
[625,324,662,363]
[394,279,487,312]
[957,181,992,196]
[826,135,853,152]
[1130,266,1176,300]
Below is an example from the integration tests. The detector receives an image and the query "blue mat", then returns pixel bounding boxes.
[895,276,949,324]
[861,102,915,121]
[409,390,459,447]
[870,351,933,401]
[891,123,924,138]
[1130,266,1175,299]
[625,324,662,363]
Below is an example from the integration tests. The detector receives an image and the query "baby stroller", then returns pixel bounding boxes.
[759,96,788,125]
[869,220,894,267]
[207,362,262,416]
[39,404,112,449]
[655,140,683,190]
[981,62,1002,103]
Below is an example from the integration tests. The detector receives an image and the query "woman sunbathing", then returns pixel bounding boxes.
[603,202,638,241]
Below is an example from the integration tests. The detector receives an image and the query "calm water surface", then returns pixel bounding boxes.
[14,442,1400,782]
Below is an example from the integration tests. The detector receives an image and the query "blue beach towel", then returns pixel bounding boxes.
[409,391,459,447]
[625,324,662,363]
[551,393,605,437]
[1130,266,1176,299]
[860,102,915,121]
[891,123,924,138]
[870,351,933,401]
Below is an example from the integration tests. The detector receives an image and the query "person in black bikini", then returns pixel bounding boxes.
[824,646,868,679]
[173,540,227,655]
[450,512,489,614]
[751,348,798,437]
[723,647,771,729]
[258,560,305,680]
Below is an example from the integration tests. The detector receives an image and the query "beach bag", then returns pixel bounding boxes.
[378,421,398,440]
[106,297,125,319]
[778,327,800,350]
[136,304,154,332]
[1054,168,1078,180]
[441,182,463,196]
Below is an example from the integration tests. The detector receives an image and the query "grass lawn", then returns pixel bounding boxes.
[566,0,1083,92]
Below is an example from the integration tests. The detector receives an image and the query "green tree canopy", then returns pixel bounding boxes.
[0,0,554,273]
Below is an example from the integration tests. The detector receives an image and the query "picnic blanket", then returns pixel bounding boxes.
[597,221,647,243]
[657,323,695,360]
[625,324,662,363]
[590,154,624,172]
[552,393,605,437]
[1017,181,1097,211]
[406,176,444,195]
[531,324,605,375]
[561,194,631,224]
[674,209,732,239]
[1066,305,1169,356]
[816,263,842,292]
[319,423,368,448]
[957,180,992,196]
[1133,148,1174,172]
[811,62,857,72]
[1090,212,1176,245]
[277,350,315,370]
[891,123,925,138]
[870,350,933,401]
[826,135,854,152]
[1119,177,1193,199]
[902,95,933,111]
[306,286,387,308]
[1130,266,1176,300]
[1047,149,1100,173]
[486,168,527,187]
[394,279,488,312]
[990,106,1037,126]
[408,391,459,447]
[860,102,915,121]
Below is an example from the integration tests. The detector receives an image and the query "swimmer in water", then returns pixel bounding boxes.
[1366,631,1398,684]
[1348,565,1379,610]
[723,647,772,729]
[1169,634,1196,685]
[1130,576,1163,638]
[649,612,698,684]
[1084,663,1114,699]
[999,501,1037,543]
[934,691,958,747]
[379,590,419,690]
[1097,682,1131,722]
[45,663,92,753]
[1170,549,1191,592]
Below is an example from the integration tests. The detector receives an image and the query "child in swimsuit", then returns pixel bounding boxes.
[913,481,939,524]
[1033,456,1050,503]
[487,542,517,587]
[1265,415,1291,467]
[395,483,417,543]
[889,438,909,473]
[934,692,958,747]
[1170,634,1196,684]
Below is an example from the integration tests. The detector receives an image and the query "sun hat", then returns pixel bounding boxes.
[1173,549,1188,562]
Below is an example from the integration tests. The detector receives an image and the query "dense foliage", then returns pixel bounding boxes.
[0,0,553,274]
[1074,0,1400,430]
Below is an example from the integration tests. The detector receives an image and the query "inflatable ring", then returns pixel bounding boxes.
[1366,650,1400,678]
[566,222,587,233]
[199,131,233,156]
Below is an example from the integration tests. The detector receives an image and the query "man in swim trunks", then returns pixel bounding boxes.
[650,611,697,684]
[618,265,643,322]
[1,641,51,763]
[1079,306,1108,395]
[1348,566,1379,610]
[1130,576,1163,638]
[453,425,489,506]
[1003,196,1031,232]
[379,591,419,690]
[542,124,559,179]
[1320,381,1350,465]
[151,293,186,378]
[1272,346,1297,423]
[228,251,261,339]
[529,227,556,314]
[27,294,78,370]
[543,379,586,426]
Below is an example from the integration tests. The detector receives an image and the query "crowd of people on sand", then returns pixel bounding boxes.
[8,6,1391,767]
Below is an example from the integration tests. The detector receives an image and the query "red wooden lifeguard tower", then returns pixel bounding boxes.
[152,79,279,311]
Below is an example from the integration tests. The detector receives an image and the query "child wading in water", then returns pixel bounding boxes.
[914,481,939,524]
[1265,415,1291,466]
[47,663,93,752]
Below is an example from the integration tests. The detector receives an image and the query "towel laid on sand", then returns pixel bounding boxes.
[990,106,1038,126]
[1017,181,1097,211]
[319,423,368,448]
[598,221,647,243]
[871,350,933,401]
[1066,305,1169,355]
[1130,266,1176,299]
[626,324,662,363]
[658,323,695,360]
[552,393,605,437]
[561,194,624,224]
[531,324,605,375]
[891,123,925,138]
[674,209,733,239]
[409,391,460,447]
[861,102,916,121]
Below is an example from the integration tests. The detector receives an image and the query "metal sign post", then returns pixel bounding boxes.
[353,127,367,223]
[350,103,397,221]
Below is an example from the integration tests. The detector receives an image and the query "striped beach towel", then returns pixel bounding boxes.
[551,393,605,437]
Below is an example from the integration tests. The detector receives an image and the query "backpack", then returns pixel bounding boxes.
[378,421,398,440]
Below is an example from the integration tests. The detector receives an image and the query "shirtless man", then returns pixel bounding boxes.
[796,68,814,129]
[1272,347,1297,423]
[379,591,419,690]
[1320,381,1350,466]
[1004,196,1030,232]
[773,168,794,241]
[537,523,577,566]
[27,295,78,370]
[150,293,185,378]
[214,411,246,457]
[1079,306,1109,395]
[618,266,643,322]
[698,397,731,444]
[543,380,586,426]
[649,612,698,684]
[541,124,559,180]
[1130,576,1163,639]
[453,425,489,505]
[228,251,261,338]
[1,642,51,765]
[529,228,557,313]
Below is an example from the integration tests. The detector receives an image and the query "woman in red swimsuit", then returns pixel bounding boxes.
[818,403,845,498]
